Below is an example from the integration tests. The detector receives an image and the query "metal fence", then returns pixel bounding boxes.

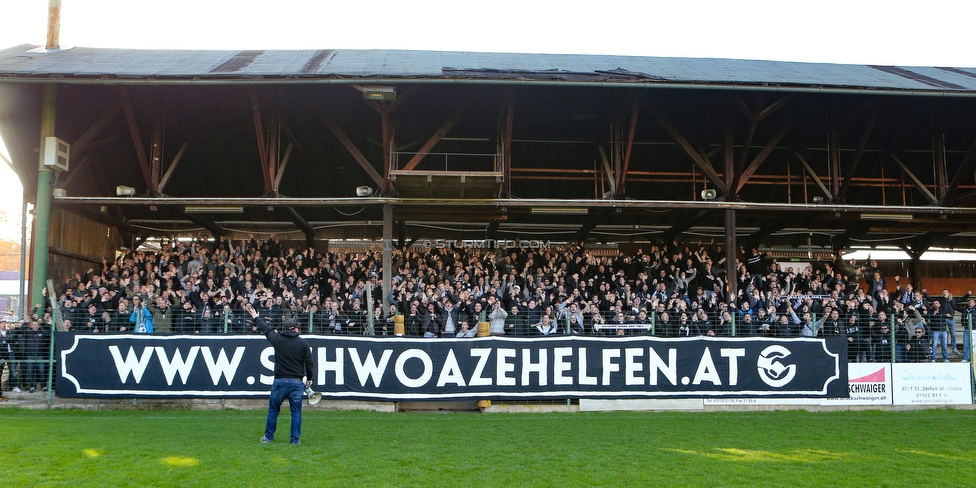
[2,309,972,404]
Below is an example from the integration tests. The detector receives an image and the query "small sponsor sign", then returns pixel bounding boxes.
[892,363,973,405]
[822,363,892,405]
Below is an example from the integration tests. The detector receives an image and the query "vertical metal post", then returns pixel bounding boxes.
[969,314,974,403]
[890,314,896,362]
[366,279,374,335]
[30,84,56,314]
[724,208,737,314]
[382,204,392,317]
[18,200,27,319]
[40,9,60,400]
[46,0,62,50]
[45,279,58,404]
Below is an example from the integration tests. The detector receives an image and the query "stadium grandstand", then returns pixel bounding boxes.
[1,40,976,404]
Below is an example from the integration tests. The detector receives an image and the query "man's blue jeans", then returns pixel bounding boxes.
[931,331,949,362]
[25,356,46,389]
[265,378,304,443]
[896,344,907,363]
[947,318,957,349]
[964,327,972,362]
[3,353,18,387]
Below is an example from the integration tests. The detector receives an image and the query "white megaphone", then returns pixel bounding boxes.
[305,387,322,406]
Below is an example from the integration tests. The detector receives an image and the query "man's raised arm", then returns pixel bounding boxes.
[245,303,272,334]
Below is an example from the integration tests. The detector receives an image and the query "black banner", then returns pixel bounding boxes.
[56,333,848,400]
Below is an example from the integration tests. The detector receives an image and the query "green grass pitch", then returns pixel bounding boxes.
[1,408,973,487]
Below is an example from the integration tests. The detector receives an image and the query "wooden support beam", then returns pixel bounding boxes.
[249,89,278,194]
[942,136,976,205]
[755,94,796,123]
[381,104,392,193]
[598,146,615,195]
[613,124,623,193]
[502,90,514,198]
[727,94,794,193]
[838,104,881,199]
[273,142,294,193]
[647,103,726,194]
[724,125,735,195]
[738,116,759,171]
[620,96,641,194]
[388,85,420,113]
[265,113,281,195]
[795,152,832,199]
[573,209,608,243]
[59,153,90,189]
[159,142,189,193]
[266,114,280,195]
[951,189,976,207]
[318,111,386,189]
[285,207,315,248]
[119,91,154,191]
[70,103,121,156]
[934,133,948,201]
[829,130,841,199]
[891,154,938,204]
[728,94,754,121]
[401,107,465,171]
[734,112,799,194]
[149,115,163,195]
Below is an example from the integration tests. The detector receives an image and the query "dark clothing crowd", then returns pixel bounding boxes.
[35,237,976,358]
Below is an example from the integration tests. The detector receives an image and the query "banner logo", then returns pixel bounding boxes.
[757,345,797,388]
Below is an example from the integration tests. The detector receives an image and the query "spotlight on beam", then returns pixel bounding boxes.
[362,86,395,101]
[530,207,588,215]
[861,213,913,221]
[184,206,244,214]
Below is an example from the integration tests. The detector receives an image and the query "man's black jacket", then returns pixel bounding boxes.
[255,316,315,381]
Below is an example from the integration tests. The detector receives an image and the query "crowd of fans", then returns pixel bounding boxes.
[2,235,975,393]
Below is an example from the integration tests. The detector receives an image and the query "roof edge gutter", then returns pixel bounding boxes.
[1,75,975,98]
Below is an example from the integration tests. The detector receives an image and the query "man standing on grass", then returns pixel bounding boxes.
[246,303,314,445]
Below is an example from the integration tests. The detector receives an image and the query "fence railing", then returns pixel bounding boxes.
[47,307,976,356]
[3,309,970,405]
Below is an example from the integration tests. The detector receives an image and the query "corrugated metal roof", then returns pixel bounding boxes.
[1,44,976,93]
